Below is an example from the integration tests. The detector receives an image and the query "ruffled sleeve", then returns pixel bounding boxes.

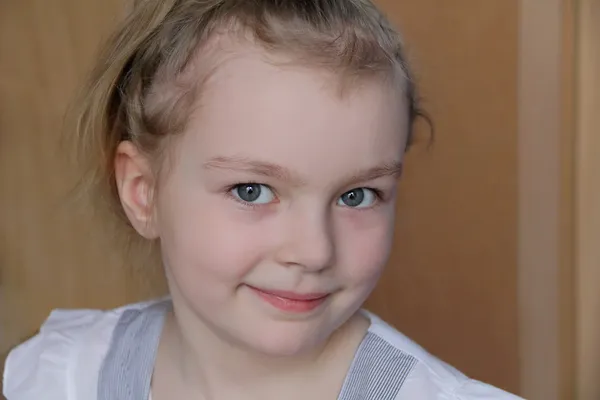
[453,378,524,400]
[3,309,106,400]
[396,356,524,400]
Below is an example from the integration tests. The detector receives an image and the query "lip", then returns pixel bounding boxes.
[247,286,330,313]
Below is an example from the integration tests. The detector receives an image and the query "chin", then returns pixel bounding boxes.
[243,326,330,358]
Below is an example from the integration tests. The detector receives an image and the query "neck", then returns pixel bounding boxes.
[159,300,368,398]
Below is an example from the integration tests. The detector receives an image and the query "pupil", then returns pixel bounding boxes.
[238,184,261,202]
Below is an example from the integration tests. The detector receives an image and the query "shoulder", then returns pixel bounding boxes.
[2,298,166,400]
[363,311,524,400]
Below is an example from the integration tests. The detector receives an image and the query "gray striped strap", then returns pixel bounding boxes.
[337,333,418,400]
[97,301,170,400]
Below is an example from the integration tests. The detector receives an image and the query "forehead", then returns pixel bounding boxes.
[181,47,409,180]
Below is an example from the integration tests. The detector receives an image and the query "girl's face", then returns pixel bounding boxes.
[150,49,409,356]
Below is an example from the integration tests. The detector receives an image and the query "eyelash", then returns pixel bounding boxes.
[224,183,386,209]
[351,188,386,212]
[366,188,384,200]
[224,182,272,209]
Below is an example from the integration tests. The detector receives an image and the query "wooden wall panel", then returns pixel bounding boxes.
[575,1,600,399]
[517,0,576,398]
[0,0,146,368]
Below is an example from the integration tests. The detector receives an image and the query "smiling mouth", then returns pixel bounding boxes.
[246,286,331,313]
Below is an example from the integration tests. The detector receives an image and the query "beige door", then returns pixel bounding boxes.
[367,0,520,393]
[1,1,571,398]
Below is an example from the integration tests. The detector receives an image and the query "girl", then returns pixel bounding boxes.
[4,1,523,399]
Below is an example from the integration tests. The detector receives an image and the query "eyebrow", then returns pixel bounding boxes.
[203,156,403,185]
[204,156,305,184]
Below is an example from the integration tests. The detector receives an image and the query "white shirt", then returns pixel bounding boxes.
[3,299,523,400]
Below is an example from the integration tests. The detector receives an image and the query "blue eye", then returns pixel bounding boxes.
[231,184,275,204]
[337,188,377,208]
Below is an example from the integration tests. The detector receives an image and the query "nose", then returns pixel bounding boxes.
[274,210,336,272]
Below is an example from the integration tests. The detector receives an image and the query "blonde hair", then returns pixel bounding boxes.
[69,0,428,255]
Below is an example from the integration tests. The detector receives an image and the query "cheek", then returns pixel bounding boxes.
[337,211,395,285]
[156,187,269,294]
